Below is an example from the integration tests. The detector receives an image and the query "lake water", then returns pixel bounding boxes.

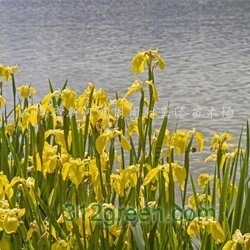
[0,0,250,171]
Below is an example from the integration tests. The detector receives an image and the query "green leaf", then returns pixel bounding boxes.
[33,189,67,240]
[131,222,145,250]
[232,121,249,232]
[153,115,168,167]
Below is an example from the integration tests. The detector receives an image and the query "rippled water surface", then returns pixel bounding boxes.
[1,0,249,142]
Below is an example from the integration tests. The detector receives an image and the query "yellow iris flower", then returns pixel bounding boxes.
[62,158,89,187]
[124,80,158,102]
[131,49,166,75]
[5,123,15,136]
[95,129,131,156]
[18,85,36,99]
[124,80,143,98]
[187,218,225,243]
[188,193,212,209]
[170,129,204,155]
[0,172,17,200]
[210,132,235,152]
[223,229,250,250]
[127,119,139,137]
[0,65,20,81]
[197,173,212,189]
[45,129,72,149]
[116,98,133,117]
[51,240,69,250]
[143,163,186,189]
[18,105,38,131]
[93,88,109,107]
[0,95,6,107]
[61,88,77,110]
[0,208,25,234]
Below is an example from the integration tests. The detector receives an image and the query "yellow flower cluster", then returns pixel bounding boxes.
[0,50,248,249]
[0,174,25,234]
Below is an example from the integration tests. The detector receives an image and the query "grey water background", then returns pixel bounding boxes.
[0,0,250,175]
